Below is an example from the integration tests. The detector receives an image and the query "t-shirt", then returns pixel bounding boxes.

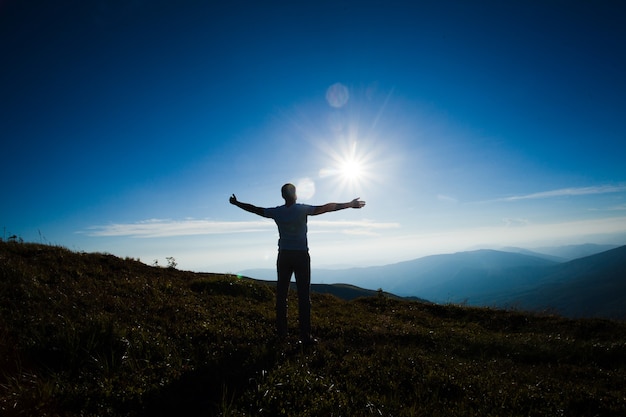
[264,203,315,250]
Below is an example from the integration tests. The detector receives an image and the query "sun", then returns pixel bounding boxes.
[318,140,376,194]
[339,157,363,181]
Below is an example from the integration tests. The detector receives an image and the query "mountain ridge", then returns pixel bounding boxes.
[488,245,626,319]
[241,244,626,319]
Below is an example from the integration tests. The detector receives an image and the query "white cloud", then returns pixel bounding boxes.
[589,203,626,212]
[311,219,400,237]
[499,185,626,202]
[83,218,400,238]
[309,219,399,230]
[83,219,274,238]
[502,217,530,227]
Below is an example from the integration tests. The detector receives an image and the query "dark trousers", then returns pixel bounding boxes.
[276,250,311,339]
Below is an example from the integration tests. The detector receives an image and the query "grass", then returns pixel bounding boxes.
[1,241,625,416]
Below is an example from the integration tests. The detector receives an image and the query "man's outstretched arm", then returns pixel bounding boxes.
[229,194,266,217]
[311,198,365,215]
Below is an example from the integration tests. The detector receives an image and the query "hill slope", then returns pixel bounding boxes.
[532,243,621,261]
[243,247,626,319]
[488,245,626,319]
[2,242,626,416]
[242,278,430,302]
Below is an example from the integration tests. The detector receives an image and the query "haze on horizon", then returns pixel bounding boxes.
[2,1,625,276]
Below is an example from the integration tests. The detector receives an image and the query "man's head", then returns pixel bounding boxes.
[281,183,297,202]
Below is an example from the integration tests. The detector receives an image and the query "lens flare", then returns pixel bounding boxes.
[326,82,349,108]
[296,177,316,200]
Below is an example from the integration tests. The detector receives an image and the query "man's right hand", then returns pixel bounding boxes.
[229,194,238,205]
[351,198,366,208]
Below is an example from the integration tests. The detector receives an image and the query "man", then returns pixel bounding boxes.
[229,183,365,345]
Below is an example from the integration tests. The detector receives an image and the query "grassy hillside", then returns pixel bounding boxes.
[1,242,626,416]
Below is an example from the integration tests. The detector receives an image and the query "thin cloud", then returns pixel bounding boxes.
[589,203,626,212]
[309,219,400,229]
[502,217,530,227]
[82,218,399,238]
[498,185,626,202]
[310,219,400,236]
[82,219,274,238]
[437,194,458,204]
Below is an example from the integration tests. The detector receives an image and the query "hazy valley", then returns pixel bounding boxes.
[241,243,626,320]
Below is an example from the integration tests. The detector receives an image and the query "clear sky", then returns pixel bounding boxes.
[2,0,625,275]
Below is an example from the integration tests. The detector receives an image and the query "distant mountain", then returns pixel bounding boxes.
[365,249,559,299]
[240,245,626,319]
[531,243,620,261]
[485,245,626,319]
[498,247,567,262]
[241,249,559,301]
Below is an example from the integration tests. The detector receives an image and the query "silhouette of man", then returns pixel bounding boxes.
[230,183,365,344]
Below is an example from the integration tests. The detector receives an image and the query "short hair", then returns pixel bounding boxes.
[281,183,296,200]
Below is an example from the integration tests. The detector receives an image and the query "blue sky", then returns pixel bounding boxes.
[2,0,625,274]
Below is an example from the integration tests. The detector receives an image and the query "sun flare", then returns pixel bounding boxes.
[339,158,363,181]
[318,139,378,195]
